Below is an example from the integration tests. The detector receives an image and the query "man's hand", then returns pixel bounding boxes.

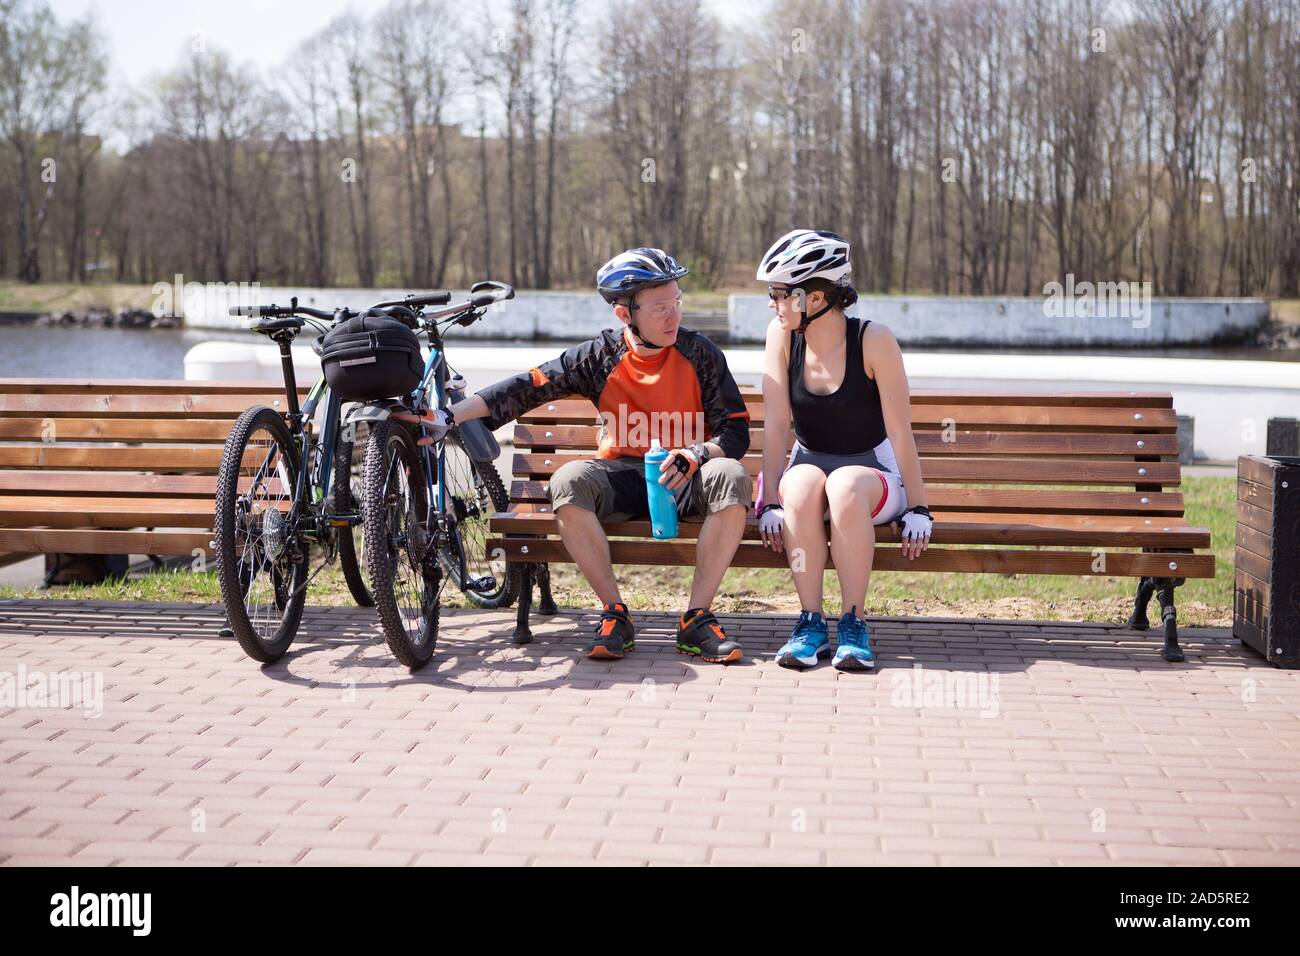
[390,408,452,446]
[658,447,700,492]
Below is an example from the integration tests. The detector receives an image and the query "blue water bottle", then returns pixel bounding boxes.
[644,439,679,540]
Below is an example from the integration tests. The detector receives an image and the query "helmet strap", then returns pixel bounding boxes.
[795,295,836,334]
[624,296,667,351]
[628,322,666,349]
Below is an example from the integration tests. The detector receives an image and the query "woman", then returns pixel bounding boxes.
[755,229,933,671]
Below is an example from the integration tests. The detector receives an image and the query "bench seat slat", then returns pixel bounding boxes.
[499,503,1198,531]
[486,538,1214,578]
[0,528,213,555]
[489,510,1210,549]
[0,496,215,528]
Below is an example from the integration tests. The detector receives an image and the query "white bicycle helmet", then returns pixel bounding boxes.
[756,229,851,285]
[756,229,852,331]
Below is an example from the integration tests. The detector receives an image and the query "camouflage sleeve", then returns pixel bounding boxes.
[692,336,751,460]
[475,335,612,431]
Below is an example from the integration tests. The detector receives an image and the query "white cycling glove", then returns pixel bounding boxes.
[895,505,933,542]
[759,504,785,536]
[758,503,785,551]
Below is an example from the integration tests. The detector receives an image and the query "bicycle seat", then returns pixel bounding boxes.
[251,317,305,335]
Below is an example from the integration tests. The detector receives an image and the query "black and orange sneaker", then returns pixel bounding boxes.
[587,602,635,659]
[675,607,743,663]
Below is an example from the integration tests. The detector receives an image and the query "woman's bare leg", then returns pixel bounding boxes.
[779,464,829,614]
[824,466,886,614]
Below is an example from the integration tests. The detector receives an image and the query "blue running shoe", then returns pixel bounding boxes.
[775,611,830,670]
[833,606,875,671]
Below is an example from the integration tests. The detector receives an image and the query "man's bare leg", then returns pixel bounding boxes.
[553,503,621,607]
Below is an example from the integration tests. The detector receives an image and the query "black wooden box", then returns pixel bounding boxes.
[1235,455,1300,667]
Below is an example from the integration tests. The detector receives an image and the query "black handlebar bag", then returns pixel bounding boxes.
[320,314,424,402]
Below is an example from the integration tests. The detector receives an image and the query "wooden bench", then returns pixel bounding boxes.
[0,379,307,585]
[487,387,1215,661]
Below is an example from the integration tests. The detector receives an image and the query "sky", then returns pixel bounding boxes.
[50,0,754,94]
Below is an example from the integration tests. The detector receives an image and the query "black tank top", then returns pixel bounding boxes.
[788,316,888,455]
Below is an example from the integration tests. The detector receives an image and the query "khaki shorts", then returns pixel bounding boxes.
[548,455,752,522]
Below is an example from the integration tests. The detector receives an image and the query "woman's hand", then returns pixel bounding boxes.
[895,506,933,560]
[758,505,785,553]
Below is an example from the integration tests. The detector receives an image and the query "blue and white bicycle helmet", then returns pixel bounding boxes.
[596,247,689,304]
[596,247,689,349]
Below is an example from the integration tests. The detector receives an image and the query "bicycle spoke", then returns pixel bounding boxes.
[235,427,294,644]
[440,437,506,595]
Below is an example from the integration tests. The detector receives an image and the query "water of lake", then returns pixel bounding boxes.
[1,324,1295,381]
[0,326,580,379]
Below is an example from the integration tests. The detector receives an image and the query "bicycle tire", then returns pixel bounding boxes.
[334,425,374,608]
[214,405,308,663]
[362,418,440,669]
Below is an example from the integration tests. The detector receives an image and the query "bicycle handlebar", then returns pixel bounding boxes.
[228,282,514,326]
[371,292,453,309]
[227,301,332,321]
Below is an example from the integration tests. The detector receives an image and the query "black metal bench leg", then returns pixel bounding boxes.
[536,562,557,615]
[512,563,534,645]
[40,555,66,590]
[1156,579,1185,663]
[1127,576,1156,631]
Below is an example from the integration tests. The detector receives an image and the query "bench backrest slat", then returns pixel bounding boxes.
[514,424,1180,458]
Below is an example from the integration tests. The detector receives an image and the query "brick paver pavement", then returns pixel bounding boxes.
[1,599,1297,866]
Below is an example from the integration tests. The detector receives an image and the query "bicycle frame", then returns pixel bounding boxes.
[244,367,351,552]
[301,374,343,506]
[412,338,450,523]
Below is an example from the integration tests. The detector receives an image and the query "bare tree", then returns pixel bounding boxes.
[0,0,104,281]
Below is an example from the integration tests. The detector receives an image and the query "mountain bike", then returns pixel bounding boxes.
[348,281,519,669]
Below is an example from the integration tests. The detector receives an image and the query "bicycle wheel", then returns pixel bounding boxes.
[214,406,308,663]
[362,418,440,669]
[437,429,519,609]
[334,423,374,608]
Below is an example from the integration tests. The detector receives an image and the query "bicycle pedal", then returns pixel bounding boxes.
[218,626,234,638]
[467,575,496,591]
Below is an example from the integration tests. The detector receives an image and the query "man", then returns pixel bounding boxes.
[399,248,752,663]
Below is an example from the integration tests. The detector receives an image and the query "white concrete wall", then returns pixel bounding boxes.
[187,286,1271,348]
[184,286,616,340]
[728,295,1270,345]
